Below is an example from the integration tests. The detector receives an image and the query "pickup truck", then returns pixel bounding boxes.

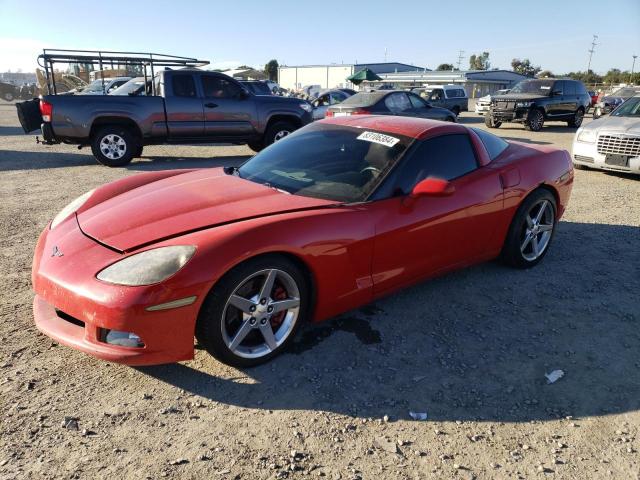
[17,69,313,166]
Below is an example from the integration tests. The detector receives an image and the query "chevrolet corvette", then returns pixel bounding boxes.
[32,116,573,367]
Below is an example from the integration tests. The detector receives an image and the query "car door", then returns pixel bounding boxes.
[368,133,504,295]
[407,93,449,120]
[312,93,331,120]
[426,88,446,109]
[199,74,257,138]
[164,73,204,137]
[563,81,579,114]
[548,80,570,117]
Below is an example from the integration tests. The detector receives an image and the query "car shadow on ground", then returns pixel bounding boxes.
[140,221,640,423]
[0,149,250,172]
[0,126,25,136]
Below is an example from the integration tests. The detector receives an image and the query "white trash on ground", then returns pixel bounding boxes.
[409,411,428,421]
[545,370,565,384]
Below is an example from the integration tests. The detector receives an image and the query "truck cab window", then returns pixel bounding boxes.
[172,75,196,97]
[202,76,243,99]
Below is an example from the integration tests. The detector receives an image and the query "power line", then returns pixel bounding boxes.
[587,34,598,73]
[456,50,465,71]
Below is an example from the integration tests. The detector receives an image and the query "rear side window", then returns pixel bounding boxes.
[393,134,478,193]
[172,74,196,97]
[471,128,509,161]
[385,93,412,113]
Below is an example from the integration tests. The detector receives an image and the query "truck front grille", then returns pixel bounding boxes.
[597,134,640,157]
[494,101,515,110]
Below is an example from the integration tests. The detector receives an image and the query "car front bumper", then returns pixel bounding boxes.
[475,103,490,114]
[489,107,530,123]
[572,140,640,174]
[32,218,201,365]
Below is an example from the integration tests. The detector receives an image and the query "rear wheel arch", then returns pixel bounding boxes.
[90,117,143,143]
[264,114,302,133]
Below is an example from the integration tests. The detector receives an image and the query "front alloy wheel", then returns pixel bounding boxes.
[196,255,308,367]
[525,109,544,131]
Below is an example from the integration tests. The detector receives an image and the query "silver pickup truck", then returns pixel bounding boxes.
[17,69,313,167]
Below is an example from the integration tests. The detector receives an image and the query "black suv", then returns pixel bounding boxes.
[485,79,591,131]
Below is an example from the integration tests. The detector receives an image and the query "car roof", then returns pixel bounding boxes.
[320,115,467,140]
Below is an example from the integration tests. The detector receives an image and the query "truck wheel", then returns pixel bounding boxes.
[485,115,501,128]
[567,108,584,127]
[451,106,460,116]
[91,126,135,167]
[133,145,144,158]
[524,109,544,132]
[264,121,296,147]
[248,141,264,153]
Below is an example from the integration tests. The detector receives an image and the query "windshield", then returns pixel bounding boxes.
[509,80,554,95]
[82,80,105,92]
[611,96,640,117]
[110,78,146,96]
[237,123,412,202]
[611,88,640,98]
[244,82,271,95]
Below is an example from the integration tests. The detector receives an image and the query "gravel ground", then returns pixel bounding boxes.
[1,102,639,480]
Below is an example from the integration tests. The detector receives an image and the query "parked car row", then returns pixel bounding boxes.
[592,86,640,119]
[1,81,38,102]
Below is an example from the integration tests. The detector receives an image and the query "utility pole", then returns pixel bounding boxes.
[631,55,637,84]
[384,48,388,63]
[456,50,465,71]
[587,34,598,73]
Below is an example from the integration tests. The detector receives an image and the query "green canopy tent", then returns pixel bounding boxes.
[347,68,382,85]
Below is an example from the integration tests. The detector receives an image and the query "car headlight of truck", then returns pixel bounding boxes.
[50,189,95,229]
[299,103,313,112]
[516,101,532,108]
[577,129,596,143]
[97,246,196,286]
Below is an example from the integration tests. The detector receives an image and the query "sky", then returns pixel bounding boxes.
[0,0,639,75]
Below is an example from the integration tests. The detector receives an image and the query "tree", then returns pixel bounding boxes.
[436,63,455,71]
[237,65,253,70]
[511,58,541,77]
[469,52,490,70]
[537,70,554,78]
[264,59,279,82]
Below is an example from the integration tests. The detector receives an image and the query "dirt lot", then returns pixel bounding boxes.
[1,102,639,480]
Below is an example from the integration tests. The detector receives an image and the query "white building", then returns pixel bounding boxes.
[278,62,425,91]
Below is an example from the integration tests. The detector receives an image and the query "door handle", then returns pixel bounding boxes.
[204,102,218,108]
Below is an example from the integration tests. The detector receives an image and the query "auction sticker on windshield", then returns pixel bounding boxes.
[357,131,400,147]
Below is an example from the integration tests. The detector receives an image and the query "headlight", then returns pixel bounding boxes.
[516,101,532,108]
[299,103,313,112]
[96,246,196,286]
[51,189,95,229]
[577,129,596,143]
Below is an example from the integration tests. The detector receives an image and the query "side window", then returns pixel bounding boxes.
[330,91,347,104]
[471,128,509,161]
[553,81,564,95]
[172,74,196,97]
[394,134,478,193]
[576,82,588,95]
[201,76,243,99]
[385,93,412,113]
[457,89,466,98]
[408,93,426,109]
[565,81,576,95]
[429,89,444,101]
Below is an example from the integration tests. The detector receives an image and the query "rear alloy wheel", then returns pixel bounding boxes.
[485,115,501,128]
[196,255,309,367]
[568,108,584,127]
[263,121,296,147]
[91,126,135,167]
[501,189,557,268]
[525,109,544,131]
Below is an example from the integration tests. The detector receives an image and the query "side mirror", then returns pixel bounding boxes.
[410,177,455,198]
[552,90,563,96]
[238,89,249,99]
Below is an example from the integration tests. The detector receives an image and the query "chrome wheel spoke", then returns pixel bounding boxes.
[270,298,300,313]
[259,323,278,351]
[229,294,255,313]
[228,320,253,351]
[535,200,548,223]
[521,232,533,252]
[538,223,553,232]
[531,235,540,256]
[526,215,534,228]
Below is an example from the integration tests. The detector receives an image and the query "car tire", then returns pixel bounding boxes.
[247,141,264,153]
[91,126,135,167]
[133,145,144,158]
[3,92,14,102]
[567,108,584,127]
[524,109,544,132]
[264,121,296,147]
[451,106,460,116]
[485,115,501,128]
[501,189,557,269]
[195,254,310,368]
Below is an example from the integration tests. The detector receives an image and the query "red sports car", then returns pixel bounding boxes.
[32,116,573,367]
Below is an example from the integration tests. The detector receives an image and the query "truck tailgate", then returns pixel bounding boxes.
[16,99,42,133]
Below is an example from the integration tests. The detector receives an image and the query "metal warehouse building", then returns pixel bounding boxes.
[278,62,426,91]
[375,70,530,98]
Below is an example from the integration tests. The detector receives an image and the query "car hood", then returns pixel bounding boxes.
[492,93,547,102]
[77,168,337,251]
[581,115,640,133]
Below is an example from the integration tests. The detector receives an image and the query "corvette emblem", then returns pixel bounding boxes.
[51,246,64,257]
